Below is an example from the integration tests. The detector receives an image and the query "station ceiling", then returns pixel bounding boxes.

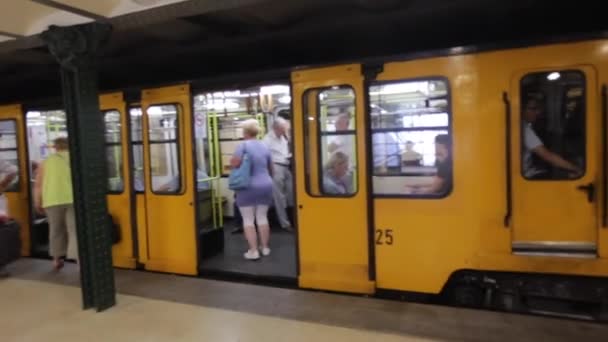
[0,0,606,104]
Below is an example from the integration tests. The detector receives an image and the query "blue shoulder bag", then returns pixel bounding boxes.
[228,142,252,190]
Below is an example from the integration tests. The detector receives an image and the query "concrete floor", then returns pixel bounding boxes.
[3,258,608,342]
[200,227,297,279]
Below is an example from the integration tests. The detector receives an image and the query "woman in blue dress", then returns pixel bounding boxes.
[230,119,274,260]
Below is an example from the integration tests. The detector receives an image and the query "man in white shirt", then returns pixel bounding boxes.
[263,117,293,231]
[522,99,581,178]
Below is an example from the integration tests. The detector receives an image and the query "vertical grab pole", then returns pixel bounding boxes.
[213,114,223,227]
[602,85,607,227]
[206,112,217,229]
[503,92,513,228]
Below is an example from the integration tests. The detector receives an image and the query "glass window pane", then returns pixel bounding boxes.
[0,120,17,149]
[132,144,144,192]
[130,107,143,142]
[104,110,121,143]
[147,105,178,142]
[369,79,452,197]
[26,110,67,164]
[106,145,123,192]
[0,120,19,192]
[520,71,585,180]
[146,104,181,194]
[150,142,180,193]
[0,150,19,192]
[303,86,357,197]
[370,80,449,130]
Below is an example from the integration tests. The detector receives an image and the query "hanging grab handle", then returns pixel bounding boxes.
[503,92,512,228]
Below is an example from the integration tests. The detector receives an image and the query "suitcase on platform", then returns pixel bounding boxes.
[0,220,21,267]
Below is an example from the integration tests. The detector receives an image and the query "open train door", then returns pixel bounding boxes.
[0,104,31,256]
[292,64,374,293]
[140,84,198,275]
[99,92,136,269]
[509,66,599,257]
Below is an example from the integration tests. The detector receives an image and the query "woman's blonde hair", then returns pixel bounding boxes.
[53,137,69,151]
[240,118,260,137]
[325,151,349,171]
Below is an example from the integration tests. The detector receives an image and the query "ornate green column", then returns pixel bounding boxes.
[41,23,116,311]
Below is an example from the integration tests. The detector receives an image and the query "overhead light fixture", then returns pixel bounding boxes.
[278,95,291,104]
[260,85,290,95]
[547,72,561,81]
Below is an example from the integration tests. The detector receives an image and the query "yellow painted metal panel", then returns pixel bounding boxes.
[292,64,374,294]
[0,104,30,256]
[373,40,608,294]
[141,84,197,275]
[99,92,136,269]
[135,194,148,264]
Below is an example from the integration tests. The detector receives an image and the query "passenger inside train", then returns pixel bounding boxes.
[519,71,586,181]
[405,134,452,195]
[521,98,583,179]
[262,117,293,231]
[322,151,353,195]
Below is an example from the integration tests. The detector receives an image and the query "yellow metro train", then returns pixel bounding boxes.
[1,36,608,319]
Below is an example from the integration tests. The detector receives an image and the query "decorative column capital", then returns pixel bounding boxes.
[41,23,112,71]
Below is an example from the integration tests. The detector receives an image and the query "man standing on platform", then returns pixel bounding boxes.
[263,117,293,231]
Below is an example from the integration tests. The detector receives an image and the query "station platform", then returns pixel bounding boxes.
[2,259,607,342]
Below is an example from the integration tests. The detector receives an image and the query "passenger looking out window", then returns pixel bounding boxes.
[322,151,354,195]
[405,134,452,195]
[521,99,582,179]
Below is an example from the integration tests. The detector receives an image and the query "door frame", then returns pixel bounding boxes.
[509,65,599,256]
[140,84,198,275]
[291,64,374,294]
[0,104,31,256]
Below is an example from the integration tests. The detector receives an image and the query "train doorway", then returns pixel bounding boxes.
[24,95,137,267]
[194,84,298,282]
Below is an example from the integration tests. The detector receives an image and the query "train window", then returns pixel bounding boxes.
[0,120,20,192]
[130,107,144,192]
[146,104,182,194]
[369,78,452,197]
[303,85,358,197]
[104,110,123,193]
[26,110,67,194]
[520,71,585,180]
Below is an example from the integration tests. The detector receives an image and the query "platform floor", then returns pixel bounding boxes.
[200,225,297,279]
[3,258,608,341]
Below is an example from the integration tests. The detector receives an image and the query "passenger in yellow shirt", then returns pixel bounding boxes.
[34,137,77,271]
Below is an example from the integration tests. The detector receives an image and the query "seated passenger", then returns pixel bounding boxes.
[402,141,423,166]
[522,99,582,178]
[322,151,353,195]
[406,134,452,195]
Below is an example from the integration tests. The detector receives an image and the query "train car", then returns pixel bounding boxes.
[0,36,607,320]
